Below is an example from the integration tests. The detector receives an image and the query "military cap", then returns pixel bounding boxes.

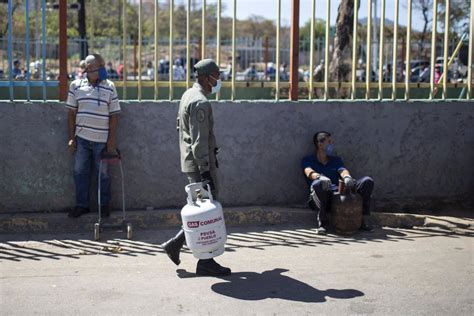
[194,59,220,76]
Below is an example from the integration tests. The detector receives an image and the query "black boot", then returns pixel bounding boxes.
[161,230,186,265]
[68,207,89,218]
[101,205,110,218]
[196,258,231,276]
[360,216,374,232]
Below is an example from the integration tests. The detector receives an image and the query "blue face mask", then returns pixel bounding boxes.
[98,67,108,81]
[325,144,334,155]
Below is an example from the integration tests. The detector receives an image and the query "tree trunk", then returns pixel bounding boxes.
[1,3,21,37]
[329,0,356,98]
[419,7,429,59]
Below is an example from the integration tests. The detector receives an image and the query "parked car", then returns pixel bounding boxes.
[410,60,429,70]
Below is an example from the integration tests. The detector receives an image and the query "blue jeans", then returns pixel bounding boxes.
[74,136,110,209]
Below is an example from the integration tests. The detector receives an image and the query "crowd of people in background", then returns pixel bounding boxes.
[65,57,290,82]
[1,59,55,81]
[1,55,469,85]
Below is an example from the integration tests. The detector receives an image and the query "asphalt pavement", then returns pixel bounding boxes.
[1,223,473,315]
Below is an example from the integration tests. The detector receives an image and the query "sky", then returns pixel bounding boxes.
[171,0,427,31]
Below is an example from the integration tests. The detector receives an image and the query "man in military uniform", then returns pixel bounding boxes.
[161,59,230,277]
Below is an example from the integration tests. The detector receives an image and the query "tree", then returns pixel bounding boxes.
[409,0,469,58]
[238,15,275,41]
[412,0,432,58]
[299,18,325,52]
[328,0,359,98]
[0,1,21,38]
[438,0,471,33]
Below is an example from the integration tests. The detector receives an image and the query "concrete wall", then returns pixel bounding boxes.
[0,101,473,213]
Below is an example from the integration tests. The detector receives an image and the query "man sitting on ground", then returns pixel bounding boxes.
[301,131,374,234]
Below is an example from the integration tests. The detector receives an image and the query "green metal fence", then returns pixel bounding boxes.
[1,0,473,101]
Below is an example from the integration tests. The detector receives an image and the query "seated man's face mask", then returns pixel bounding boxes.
[325,143,334,155]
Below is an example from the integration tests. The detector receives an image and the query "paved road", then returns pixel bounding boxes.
[1,224,473,315]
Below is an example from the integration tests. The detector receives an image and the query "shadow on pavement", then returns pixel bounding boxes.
[0,224,472,263]
[177,268,364,303]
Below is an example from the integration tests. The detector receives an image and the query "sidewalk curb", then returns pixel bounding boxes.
[0,207,315,234]
[371,212,473,231]
[0,207,472,235]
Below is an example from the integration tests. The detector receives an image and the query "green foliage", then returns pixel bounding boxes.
[237,15,275,40]
[299,19,326,51]
[1,0,468,45]
[438,0,470,32]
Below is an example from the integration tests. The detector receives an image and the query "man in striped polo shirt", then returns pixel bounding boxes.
[66,54,121,218]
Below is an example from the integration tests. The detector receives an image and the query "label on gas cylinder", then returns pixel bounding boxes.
[186,215,223,229]
[196,229,222,246]
[184,215,225,247]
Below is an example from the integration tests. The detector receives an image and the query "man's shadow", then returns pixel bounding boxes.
[177,268,364,303]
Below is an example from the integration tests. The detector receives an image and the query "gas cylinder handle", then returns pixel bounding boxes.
[204,183,214,202]
[185,182,213,205]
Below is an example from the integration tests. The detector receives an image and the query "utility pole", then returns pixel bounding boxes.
[78,0,88,59]
[59,0,68,101]
[289,0,300,101]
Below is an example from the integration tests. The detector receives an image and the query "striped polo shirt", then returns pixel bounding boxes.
[66,78,121,143]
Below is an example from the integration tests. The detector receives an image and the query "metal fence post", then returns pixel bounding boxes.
[324,0,330,100]
[289,0,300,101]
[405,0,412,100]
[154,0,159,100]
[309,0,316,100]
[351,0,359,100]
[231,0,236,100]
[59,0,68,102]
[468,0,473,99]
[186,0,191,89]
[429,0,438,99]
[138,0,142,101]
[25,0,31,101]
[122,0,127,100]
[216,0,221,100]
[169,0,174,100]
[378,0,385,100]
[8,0,14,101]
[366,0,372,100]
[202,0,206,59]
[391,0,399,100]
[275,0,281,101]
[442,0,450,100]
[41,0,46,101]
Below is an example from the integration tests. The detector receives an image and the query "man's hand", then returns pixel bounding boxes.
[200,171,215,192]
[343,175,356,189]
[68,138,76,154]
[318,175,332,191]
[106,141,116,153]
